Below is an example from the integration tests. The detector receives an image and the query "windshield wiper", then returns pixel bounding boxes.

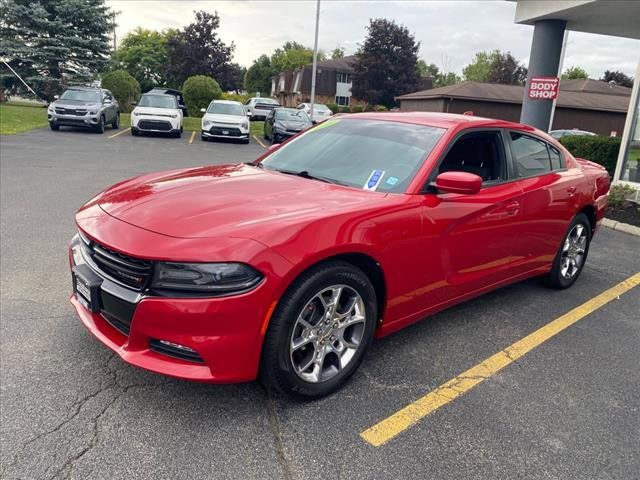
[273,169,337,184]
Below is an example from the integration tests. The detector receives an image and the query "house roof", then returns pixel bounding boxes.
[313,55,357,71]
[396,80,631,113]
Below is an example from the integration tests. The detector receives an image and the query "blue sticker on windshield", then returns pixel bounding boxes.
[386,176,399,186]
[364,170,385,191]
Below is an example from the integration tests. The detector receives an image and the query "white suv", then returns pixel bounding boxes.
[244,97,280,121]
[201,100,250,144]
[131,93,183,137]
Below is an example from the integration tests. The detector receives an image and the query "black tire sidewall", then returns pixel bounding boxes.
[95,116,104,133]
[548,213,591,289]
[261,261,377,399]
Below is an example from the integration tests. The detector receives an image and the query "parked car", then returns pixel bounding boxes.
[131,93,183,138]
[549,129,597,139]
[264,107,312,144]
[296,102,333,123]
[147,87,188,117]
[200,100,250,143]
[47,86,119,133]
[245,97,280,120]
[69,112,610,399]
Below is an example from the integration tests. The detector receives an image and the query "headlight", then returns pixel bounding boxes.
[151,262,262,294]
[88,111,96,115]
[132,111,139,116]
[203,120,212,128]
[47,104,54,113]
[170,114,177,118]
[241,121,249,129]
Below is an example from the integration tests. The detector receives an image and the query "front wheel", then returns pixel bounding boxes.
[49,122,59,131]
[260,261,377,399]
[545,213,591,289]
[112,113,120,129]
[95,116,105,133]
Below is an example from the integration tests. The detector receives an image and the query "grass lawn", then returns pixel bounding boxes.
[250,120,264,139]
[0,102,48,134]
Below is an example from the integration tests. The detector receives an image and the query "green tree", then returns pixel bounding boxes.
[182,75,222,117]
[416,61,461,87]
[351,18,422,108]
[110,27,175,92]
[101,69,140,112]
[244,54,275,96]
[331,46,345,60]
[165,11,237,91]
[0,0,114,101]
[601,70,633,88]
[463,50,527,85]
[561,66,588,80]
[270,41,325,73]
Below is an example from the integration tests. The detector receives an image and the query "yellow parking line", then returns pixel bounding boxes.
[360,272,640,447]
[253,135,267,148]
[107,127,131,139]
[188,130,196,144]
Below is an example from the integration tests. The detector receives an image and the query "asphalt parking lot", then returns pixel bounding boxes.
[1,127,639,480]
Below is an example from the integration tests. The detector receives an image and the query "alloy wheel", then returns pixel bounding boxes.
[560,223,588,280]
[289,285,366,383]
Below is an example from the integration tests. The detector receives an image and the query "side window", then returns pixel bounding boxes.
[437,131,507,184]
[549,145,563,170]
[510,132,552,178]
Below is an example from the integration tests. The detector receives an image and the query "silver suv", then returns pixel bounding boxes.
[47,86,120,133]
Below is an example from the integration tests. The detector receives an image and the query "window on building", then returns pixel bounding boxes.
[336,72,352,83]
[336,96,350,106]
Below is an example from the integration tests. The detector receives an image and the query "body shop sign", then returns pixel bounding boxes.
[528,77,559,100]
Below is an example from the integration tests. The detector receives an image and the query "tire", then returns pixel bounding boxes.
[201,134,207,142]
[173,130,181,138]
[271,133,279,145]
[260,260,377,399]
[242,138,250,144]
[49,122,59,131]
[112,113,120,129]
[131,128,139,136]
[544,213,591,289]
[95,115,105,133]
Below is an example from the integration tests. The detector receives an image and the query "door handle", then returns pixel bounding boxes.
[503,201,520,215]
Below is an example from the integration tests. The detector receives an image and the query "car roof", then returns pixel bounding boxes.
[149,87,183,95]
[212,99,243,105]
[67,86,100,91]
[341,111,538,132]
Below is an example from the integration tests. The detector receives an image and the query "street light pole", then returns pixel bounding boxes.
[309,0,320,122]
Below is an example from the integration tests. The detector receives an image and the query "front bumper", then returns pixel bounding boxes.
[131,115,181,133]
[48,112,100,127]
[201,127,249,140]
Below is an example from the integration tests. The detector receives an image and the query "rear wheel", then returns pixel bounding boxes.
[545,213,591,289]
[260,261,377,399]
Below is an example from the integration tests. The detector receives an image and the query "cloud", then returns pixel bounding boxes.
[106,0,638,78]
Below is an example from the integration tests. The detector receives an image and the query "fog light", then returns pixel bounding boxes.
[159,340,196,352]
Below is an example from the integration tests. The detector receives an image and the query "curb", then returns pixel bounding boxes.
[601,218,640,237]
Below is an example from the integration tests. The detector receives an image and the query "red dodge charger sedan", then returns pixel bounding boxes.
[70,112,610,398]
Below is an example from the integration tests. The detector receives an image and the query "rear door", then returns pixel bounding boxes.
[506,131,581,275]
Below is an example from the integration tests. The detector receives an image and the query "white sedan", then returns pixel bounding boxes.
[296,103,333,123]
[201,100,250,144]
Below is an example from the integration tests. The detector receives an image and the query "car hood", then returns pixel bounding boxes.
[133,106,178,117]
[53,100,100,109]
[277,120,310,130]
[202,113,245,124]
[93,164,388,241]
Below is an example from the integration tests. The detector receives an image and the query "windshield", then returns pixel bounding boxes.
[138,95,177,109]
[207,102,245,116]
[59,89,101,102]
[276,109,310,121]
[261,119,445,193]
[256,98,278,105]
[311,104,330,112]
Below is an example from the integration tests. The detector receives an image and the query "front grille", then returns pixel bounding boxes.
[210,126,242,137]
[55,108,87,116]
[149,339,204,363]
[138,120,172,131]
[81,236,152,290]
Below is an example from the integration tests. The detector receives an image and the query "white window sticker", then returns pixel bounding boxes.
[363,170,385,191]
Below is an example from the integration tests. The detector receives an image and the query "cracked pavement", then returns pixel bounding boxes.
[2,129,639,479]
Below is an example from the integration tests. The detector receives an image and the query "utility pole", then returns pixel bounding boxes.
[112,11,117,51]
[309,0,320,122]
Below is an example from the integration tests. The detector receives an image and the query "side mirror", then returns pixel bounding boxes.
[53,95,59,100]
[246,111,252,116]
[434,171,482,195]
[131,101,137,106]
[103,98,112,104]
[200,108,206,113]
[268,143,280,151]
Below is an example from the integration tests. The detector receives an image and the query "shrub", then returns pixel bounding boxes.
[559,135,621,177]
[326,103,339,114]
[350,104,364,113]
[182,75,222,118]
[339,106,350,113]
[222,92,249,104]
[608,184,638,209]
[101,70,140,112]
[373,104,388,112]
[363,104,374,112]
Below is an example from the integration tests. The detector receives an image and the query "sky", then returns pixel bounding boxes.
[106,1,639,78]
